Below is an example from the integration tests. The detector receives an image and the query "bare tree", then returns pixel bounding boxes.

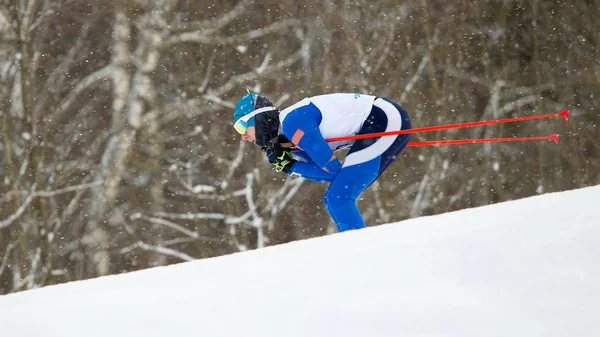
[1,0,598,294]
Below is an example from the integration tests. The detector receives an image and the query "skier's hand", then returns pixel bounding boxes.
[263,146,296,173]
[267,134,294,157]
[274,149,295,173]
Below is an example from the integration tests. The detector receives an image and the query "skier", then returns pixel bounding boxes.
[233,92,412,232]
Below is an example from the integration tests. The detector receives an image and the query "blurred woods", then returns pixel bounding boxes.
[0,0,598,293]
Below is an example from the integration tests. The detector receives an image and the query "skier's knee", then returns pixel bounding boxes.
[324,189,355,209]
[323,191,333,211]
[323,190,339,212]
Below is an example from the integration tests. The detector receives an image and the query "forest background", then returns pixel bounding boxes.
[0,0,598,294]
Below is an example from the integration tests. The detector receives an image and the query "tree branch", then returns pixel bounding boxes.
[54,64,114,117]
[171,0,252,33]
[0,243,15,278]
[224,140,247,184]
[120,241,195,262]
[132,213,199,239]
[34,180,103,197]
[0,184,36,229]
[208,49,303,97]
[399,52,430,104]
[27,0,51,34]
[168,18,299,45]
[151,211,226,221]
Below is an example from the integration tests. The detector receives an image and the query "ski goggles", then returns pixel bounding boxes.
[233,106,277,134]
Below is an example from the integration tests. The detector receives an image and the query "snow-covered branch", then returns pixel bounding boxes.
[202,93,236,109]
[445,68,491,87]
[171,0,251,33]
[132,213,199,239]
[34,181,103,197]
[498,95,540,115]
[208,49,303,97]
[0,243,15,279]
[371,22,396,76]
[54,64,114,116]
[150,211,227,221]
[198,50,216,94]
[267,177,304,219]
[27,0,50,34]
[0,180,103,204]
[120,241,195,262]
[224,140,247,184]
[399,52,430,104]
[33,12,97,116]
[0,184,36,229]
[168,18,299,45]
[410,174,429,218]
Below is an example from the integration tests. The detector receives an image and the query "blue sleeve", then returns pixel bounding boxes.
[281,103,342,176]
[290,151,336,183]
[289,161,336,183]
[264,144,334,182]
[292,150,312,162]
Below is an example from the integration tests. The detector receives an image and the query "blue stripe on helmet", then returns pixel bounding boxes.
[233,93,257,127]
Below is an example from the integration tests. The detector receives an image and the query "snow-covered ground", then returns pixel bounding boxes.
[1,186,599,337]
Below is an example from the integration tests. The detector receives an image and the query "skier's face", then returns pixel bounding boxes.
[242,126,256,144]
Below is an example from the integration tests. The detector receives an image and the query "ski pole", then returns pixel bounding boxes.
[406,134,559,147]
[325,110,568,143]
[288,134,558,152]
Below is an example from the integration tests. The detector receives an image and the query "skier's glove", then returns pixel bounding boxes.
[263,146,296,173]
[267,134,294,157]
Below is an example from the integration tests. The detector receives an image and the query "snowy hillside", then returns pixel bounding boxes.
[1,186,599,337]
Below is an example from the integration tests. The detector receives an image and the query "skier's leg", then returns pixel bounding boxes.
[373,98,412,175]
[324,157,380,231]
[324,97,411,232]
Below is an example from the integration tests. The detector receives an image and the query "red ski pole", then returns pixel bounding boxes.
[406,134,559,147]
[325,110,568,143]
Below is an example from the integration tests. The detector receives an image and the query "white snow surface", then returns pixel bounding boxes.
[1,186,599,337]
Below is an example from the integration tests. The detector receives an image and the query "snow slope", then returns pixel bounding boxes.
[1,186,599,337]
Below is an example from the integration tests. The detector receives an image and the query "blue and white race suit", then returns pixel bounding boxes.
[278,93,412,232]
